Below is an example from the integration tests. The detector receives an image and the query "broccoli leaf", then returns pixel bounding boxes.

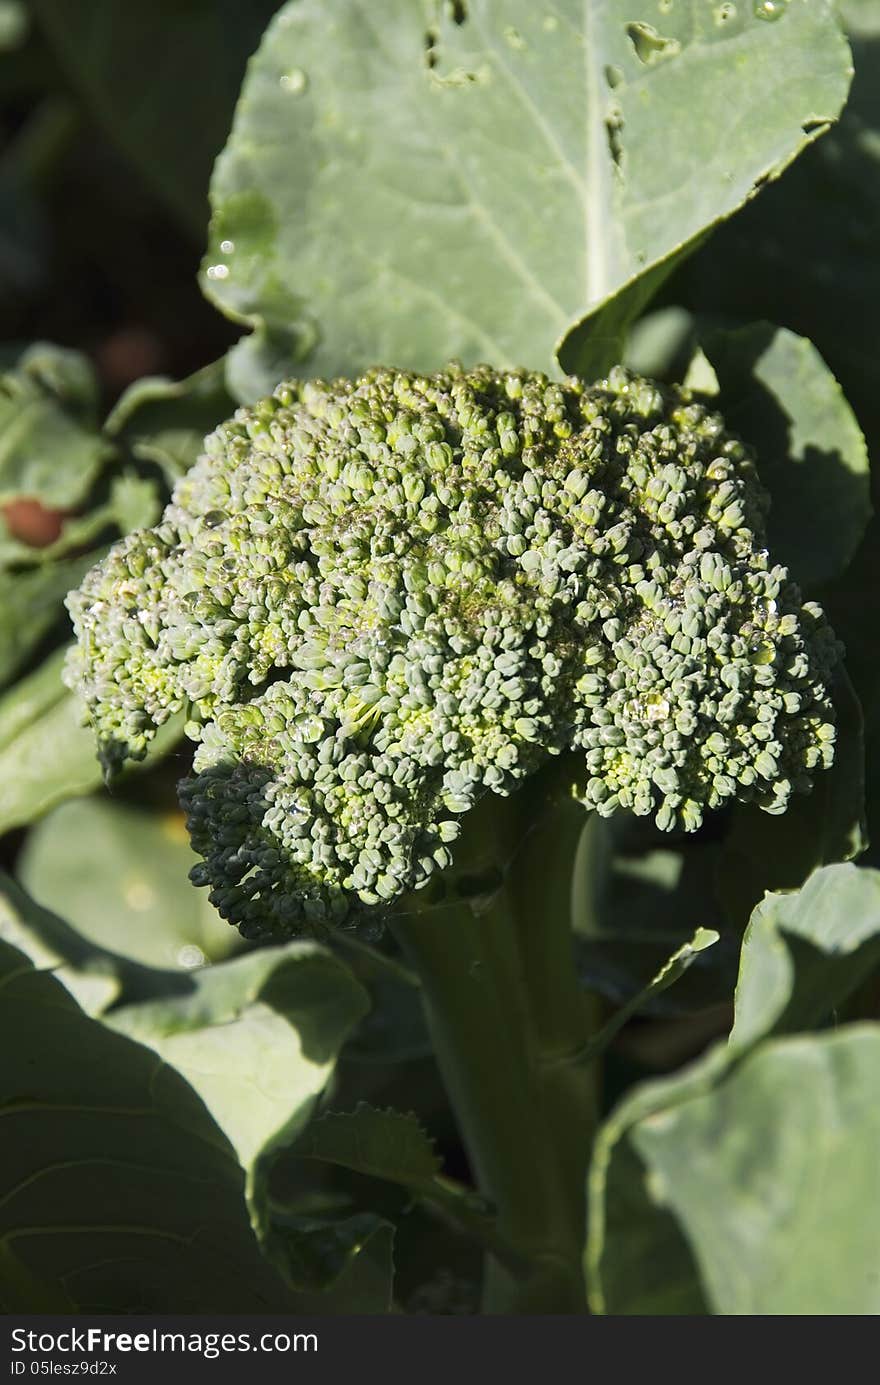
[589,865,880,1315]
[588,1026,880,1315]
[104,944,385,1303]
[106,944,371,1290]
[671,0,880,442]
[0,871,190,1012]
[0,872,120,1016]
[289,1102,522,1277]
[18,794,237,972]
[697,322,871,589]
[0,936,295,1312]
[730,863,880,1050]
[202,0,851,397]
[559,238,707,382]
[299,1105,442,1187]
[573,816,739,1017]
[587,1045,724,1315]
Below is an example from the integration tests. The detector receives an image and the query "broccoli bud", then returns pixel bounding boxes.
[65,365,841,938]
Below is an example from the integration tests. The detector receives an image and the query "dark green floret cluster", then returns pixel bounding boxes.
[65,364,841,938]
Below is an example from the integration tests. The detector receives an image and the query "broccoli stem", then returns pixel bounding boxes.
[507,763,600,1260]
[391,762,597,1313]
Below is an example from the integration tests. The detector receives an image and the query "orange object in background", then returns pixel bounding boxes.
[2,498,67,547]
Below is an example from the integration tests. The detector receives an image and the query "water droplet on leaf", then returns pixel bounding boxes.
[177,944,206,970]
[754,0,786,19]
[280,67,308,94]
[206,263,229,281]
[219,238,235,254]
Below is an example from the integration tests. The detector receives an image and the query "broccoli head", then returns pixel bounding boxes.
[65,364,840,938]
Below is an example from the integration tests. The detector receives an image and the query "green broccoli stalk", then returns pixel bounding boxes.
[65,364,840,1310]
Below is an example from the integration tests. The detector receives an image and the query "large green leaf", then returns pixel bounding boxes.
[590,1027,880,1315]
[31,0,282,234]
[203,0,851,399]
[0,646,182,837]
[674,0,880,439]
[18,795,236,972]
[106,942,384,1304]
[731,863,880,1050]
[697,322,871,588]
[0,872,189,1012]
[107,945,371,1285]
[559,238,706,382]
[623,304,696,381]
[587,1043,727,1314]
[0,872,120,1016]
[0,937,294,1312]
[589,861,880,1315]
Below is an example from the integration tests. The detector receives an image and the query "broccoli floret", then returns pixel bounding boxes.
[65,364,841,938]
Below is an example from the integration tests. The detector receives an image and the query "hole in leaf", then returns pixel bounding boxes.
[450,0,467,24]
[625,21,681,64]
[606,108,624,169]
